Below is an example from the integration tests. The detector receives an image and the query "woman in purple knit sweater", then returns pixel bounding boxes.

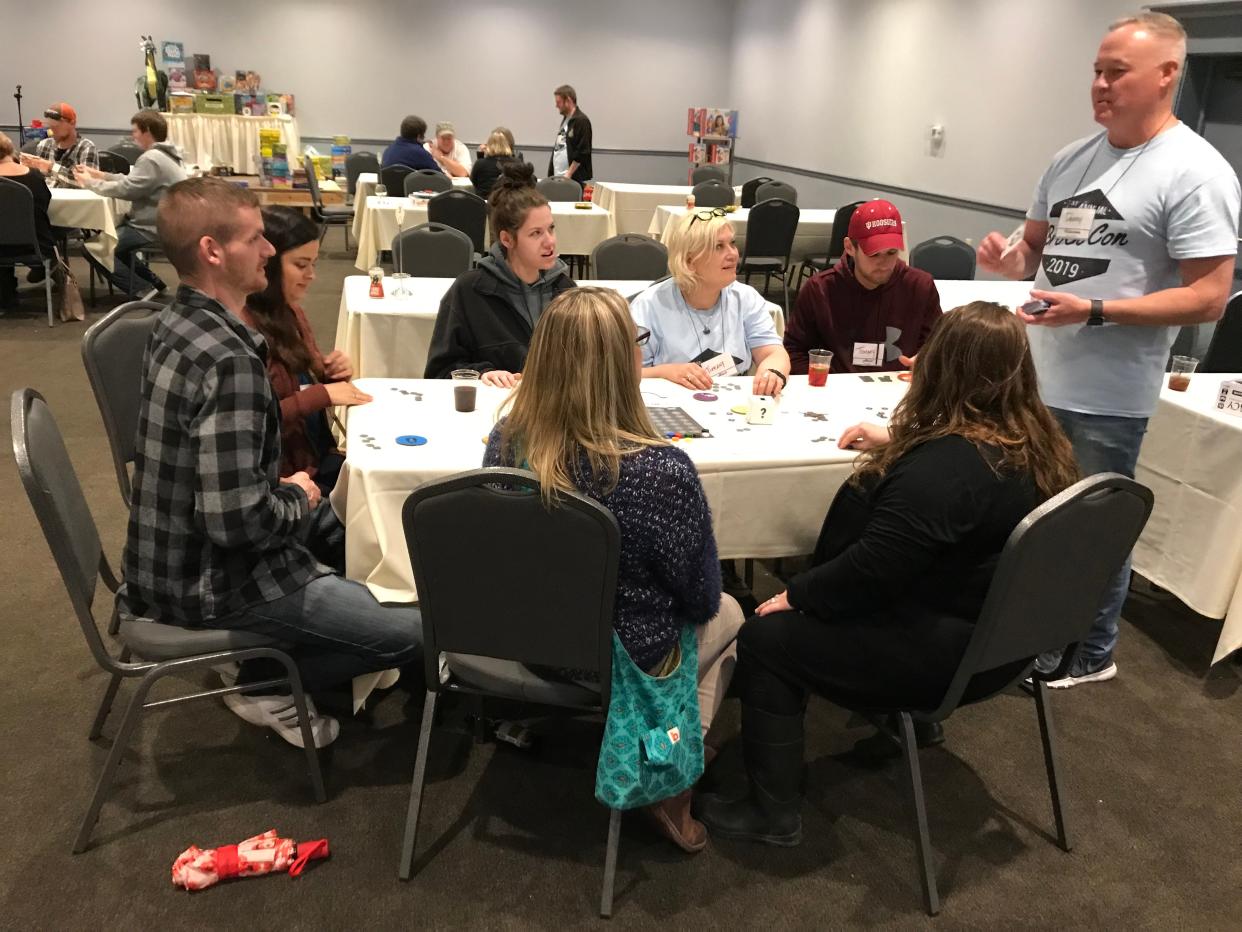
[483,286,743,853]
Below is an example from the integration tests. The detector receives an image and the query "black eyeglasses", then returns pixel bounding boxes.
[635,326,651,346]
[687,207,728,227]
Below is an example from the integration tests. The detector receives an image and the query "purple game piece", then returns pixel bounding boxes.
[693,392,718,402]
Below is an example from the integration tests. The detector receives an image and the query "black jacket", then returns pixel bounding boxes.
[424,245,575,378]
[548,109,593,184]
[470,155,518,200]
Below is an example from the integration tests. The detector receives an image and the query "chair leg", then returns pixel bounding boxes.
[398,690,439,880]
[763,271,772,298]
[106,601,121,637]
[898,712,940,916]
[45,260,54,327]
[1033,680,1071,851]
[73,670,157,853]
[599,808,622,918]
[276,655,327,803]
[88,647,131,741]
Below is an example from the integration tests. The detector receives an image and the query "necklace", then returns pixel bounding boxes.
[679,288,728,356]
[1072,112,1174,199]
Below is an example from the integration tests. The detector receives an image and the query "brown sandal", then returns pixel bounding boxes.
[643,789,707,853]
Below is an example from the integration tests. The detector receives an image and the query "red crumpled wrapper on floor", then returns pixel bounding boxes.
[171,829,329,891]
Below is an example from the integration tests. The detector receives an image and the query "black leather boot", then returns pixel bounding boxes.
[695,705,804,846]
[850,715,944,760]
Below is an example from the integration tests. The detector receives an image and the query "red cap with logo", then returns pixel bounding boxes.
[847,199,904,255]
[44,103,78,124]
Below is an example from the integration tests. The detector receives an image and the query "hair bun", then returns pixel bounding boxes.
[498,160,537,190]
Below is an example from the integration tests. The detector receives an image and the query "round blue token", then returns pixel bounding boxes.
[396,435,428,446]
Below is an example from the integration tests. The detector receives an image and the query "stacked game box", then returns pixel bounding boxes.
[331,135,351,179]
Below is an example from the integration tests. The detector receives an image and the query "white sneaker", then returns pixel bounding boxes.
[223,692,340,748]
[1047,660,1118,690]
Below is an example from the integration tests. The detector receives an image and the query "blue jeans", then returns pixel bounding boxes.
[109,224,165,296]
[206,505,423,692]
[1050,407,1149,664]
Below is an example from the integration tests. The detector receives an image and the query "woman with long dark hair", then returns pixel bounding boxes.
[697,302,1080,846]
[242,206,372,493]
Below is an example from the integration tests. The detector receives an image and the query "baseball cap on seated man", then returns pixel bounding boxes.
[434,121,455,137]
[44,103,78,124]
[847,199,905,255]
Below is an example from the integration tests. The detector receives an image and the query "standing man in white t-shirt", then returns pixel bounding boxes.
[549,84,592,187]
[978,11,1240,688]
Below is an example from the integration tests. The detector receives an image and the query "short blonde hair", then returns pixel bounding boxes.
[0,131,14,160]
[498,287,663,503]
[1109,11,1187,65]
[485,130,512,158]
[666,210,733,295]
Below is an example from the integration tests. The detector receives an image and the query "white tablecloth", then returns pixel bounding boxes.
[1132,374,1242,664]
[48,189,124,270]
[165,112,300,172]
[352,172,474,238]
[355,196,613,272]
[592,181,742,235]
[334,277,784,380]
[332,373,906,602]
[648,204,838,263]
[933,279,1032,309]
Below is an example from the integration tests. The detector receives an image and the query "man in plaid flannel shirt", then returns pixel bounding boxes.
[121,177,422,748]
[21,102,97,189]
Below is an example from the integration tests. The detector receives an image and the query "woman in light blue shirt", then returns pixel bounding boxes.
[631,209,790,396]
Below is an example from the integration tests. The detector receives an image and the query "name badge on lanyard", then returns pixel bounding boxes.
[1058,206,1096,241]
[700,351,738,378]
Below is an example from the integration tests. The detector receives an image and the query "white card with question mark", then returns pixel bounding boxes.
[746,395,777,425]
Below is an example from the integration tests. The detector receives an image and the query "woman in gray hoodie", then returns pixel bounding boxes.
[76,109,186,296]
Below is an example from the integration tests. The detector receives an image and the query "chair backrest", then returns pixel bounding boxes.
[404,169,453,195]
[826,200,866,263]
[21,139,43,155]
[0,178,40,253]
[392,222,475,278]
[426,189,488,255]
[740,176,773,209]
[302,155,325,211]
[97,151,130,175]
[379,164,413,195]
[11,389,116,671]
[1202,290,1242,372]
[755,180,797,205]
[345,151,380,196]
[402,468,620,707]
[80,300,164,506]
[107,141,142,165]
[741,198,800,264]
[691,164,728,187]
[691,179,734,208]
[590,234,669,280]
[928,474,1154,719]
[909,235,976,280]
[537,176,582,202]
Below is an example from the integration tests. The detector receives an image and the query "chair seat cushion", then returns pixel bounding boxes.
[119,616,277,661]
[740,258,786,271]
[445,653,600,707]
[803,255,832,269]
[321,206,355,218]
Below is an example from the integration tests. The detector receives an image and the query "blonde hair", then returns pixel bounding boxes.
[497,287,664,502]
[1109,11,1187,66]
[0,131,14,160]
[666,210,733,295]
[485,130,513,158]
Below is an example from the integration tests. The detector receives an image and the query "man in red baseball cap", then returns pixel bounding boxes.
[784,198,941,374]
[21,102,98,189]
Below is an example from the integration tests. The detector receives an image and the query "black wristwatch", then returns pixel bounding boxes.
[1087,298,1106,326]
[766,368,788,387]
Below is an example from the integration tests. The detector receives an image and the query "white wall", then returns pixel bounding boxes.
[728,0,1140,210]
[3,0,734,149]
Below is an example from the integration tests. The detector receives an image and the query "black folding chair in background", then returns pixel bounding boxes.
[536,175,582,202]
[909,235,977,280]
[739,198,800,315]
[590,233,668,281]
[396,468,627,917]
[404,169,453,195]
[96,151,130,175]
[0,177,56,326]
[345,151,380,201]
[691,164,729,187]
[392,222,474,278]
[303,155,354,251]
[427,189,488,262]
[379,164,412,197]
[691,179,734,208]
[12,388,327,854]
[755,180,798,205]
[796,198,864,292]
[740,175,773,208]
[1201,290,1242,372]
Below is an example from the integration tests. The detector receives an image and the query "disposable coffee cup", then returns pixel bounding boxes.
[451,369,480,412]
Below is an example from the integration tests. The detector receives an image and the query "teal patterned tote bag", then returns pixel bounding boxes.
[595,625,705,809]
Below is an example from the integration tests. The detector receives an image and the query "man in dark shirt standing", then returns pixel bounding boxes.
[123,177,422,748]
[549,84,592,187]
[785,200,941,374]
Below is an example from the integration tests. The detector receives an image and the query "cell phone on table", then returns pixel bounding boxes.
[1021,299,1050,316]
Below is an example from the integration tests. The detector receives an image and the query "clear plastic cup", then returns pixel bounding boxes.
[451,369,481,412]
[1168,355,1198,392]
[808,349,833,387]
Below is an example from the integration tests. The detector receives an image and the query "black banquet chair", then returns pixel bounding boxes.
[345,151,380,200]
[11,388,327,854]
[590,234,669,281]
[1201,290,1242,372]
[909,235,976,280]
[303,155,354,250]
[427,189,488,259]
[392,222,474,278]
[838,473,1153,915]
[740,175,773,208]
[739,198,800,314]
[691,179,734,208]
[379,164,413,197]
[796,199,864,291]
[691,164,729,187]
[404,168,453,195]
[97,151,130,175]
[755,180,797,205]
[536,175,582,202]
[0,177,56,327]
[397,468,628,917]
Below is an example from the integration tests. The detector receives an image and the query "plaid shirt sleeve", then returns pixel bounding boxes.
[192,353,309,549]
[35,137,97,188]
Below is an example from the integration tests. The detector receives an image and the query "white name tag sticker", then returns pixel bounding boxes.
[852,342,884,367]
[1058,206,1096,241]
[701,352,738,378]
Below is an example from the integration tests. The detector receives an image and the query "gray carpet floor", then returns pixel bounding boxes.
[1,248,1239,929]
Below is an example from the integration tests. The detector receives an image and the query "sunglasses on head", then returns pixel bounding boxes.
[688,207,728,227]
[634,326,651,346]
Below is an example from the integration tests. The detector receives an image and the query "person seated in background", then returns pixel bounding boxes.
[241,206,371,495]
[696,302,1079,847]
[381,115,443,173]
[470,129,519,199]
[0,131,55,312]
[425,162,574,386]
[424,121,471,177]
[484,286,744,852]
[123,178,422,749]
[785,199,941,374]
[75,109,187,297]
[630,208,790,397]
[20,102,97,189]
[477,125,522,163]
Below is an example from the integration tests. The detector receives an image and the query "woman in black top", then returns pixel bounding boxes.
[470,129,518,200]
[697,301,1080,846]
[0,131,55,310]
